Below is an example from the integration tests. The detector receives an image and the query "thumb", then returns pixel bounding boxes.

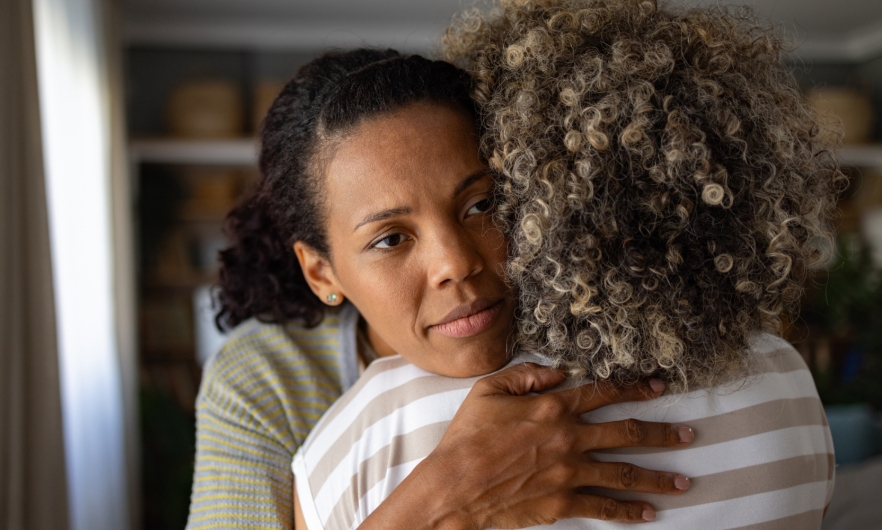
[478,363,567,396]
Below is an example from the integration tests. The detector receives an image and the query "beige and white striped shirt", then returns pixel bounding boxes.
[292,333,835,530]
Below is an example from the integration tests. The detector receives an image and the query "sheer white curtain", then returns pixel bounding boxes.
[31,0,133,528]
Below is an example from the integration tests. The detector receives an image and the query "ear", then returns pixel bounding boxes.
[294,241,344,305]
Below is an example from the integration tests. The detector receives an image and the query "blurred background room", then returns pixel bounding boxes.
[2,0,882,529]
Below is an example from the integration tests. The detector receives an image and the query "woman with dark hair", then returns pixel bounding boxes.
[186,49,692,529]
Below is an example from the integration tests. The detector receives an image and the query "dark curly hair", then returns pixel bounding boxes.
[216,49,476,330]
[444,0,847,388]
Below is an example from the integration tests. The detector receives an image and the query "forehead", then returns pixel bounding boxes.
[322,102,483,222]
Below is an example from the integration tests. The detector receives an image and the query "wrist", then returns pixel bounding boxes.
[413,452,480,530]
[364,450,479,530]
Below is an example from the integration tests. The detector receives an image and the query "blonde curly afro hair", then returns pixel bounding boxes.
[444,0,846,389]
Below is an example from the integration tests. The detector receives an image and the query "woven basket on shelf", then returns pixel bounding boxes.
[807,87,875,146]
[166,80,244,139]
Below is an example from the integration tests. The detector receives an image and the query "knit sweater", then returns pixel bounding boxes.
[185,305,360,530]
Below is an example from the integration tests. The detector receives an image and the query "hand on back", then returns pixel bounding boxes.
[360,363,694,529]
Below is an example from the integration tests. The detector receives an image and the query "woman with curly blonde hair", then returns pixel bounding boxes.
[291,0,842,528]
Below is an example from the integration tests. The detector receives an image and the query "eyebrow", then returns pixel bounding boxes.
[454,169,493,197]
[353,207,412,233]
[352,170,493,233]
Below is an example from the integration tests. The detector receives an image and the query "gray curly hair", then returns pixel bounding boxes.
[444,0,846,389]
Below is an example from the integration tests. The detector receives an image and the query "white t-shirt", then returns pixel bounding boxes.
[293,333,835,530]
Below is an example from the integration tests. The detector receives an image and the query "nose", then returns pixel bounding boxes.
[427,228,485,288]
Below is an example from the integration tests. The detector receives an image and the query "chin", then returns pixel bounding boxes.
[417,311,515,377]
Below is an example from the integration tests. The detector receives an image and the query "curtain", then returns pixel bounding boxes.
[31,0,133,525]
[0,0,71,528]
[104,0,142,525]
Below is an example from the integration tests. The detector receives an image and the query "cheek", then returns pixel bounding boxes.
[341,258,424,330]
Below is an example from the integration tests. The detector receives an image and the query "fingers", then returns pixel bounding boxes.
[476,363,567,397]
[556,379,666,416]
[569,495,657,523]
[580,419,695,451]
[579,460,691,496]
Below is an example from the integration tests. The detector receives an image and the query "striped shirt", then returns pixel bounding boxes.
[293,333,835,530]
[185,304,361,530]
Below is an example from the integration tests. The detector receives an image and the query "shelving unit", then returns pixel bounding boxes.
[128,138,882,169]
[839,145,882,170]
[129,137,258,166]
[130,136,259,452]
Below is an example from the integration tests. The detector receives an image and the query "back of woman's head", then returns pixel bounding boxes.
[445,0,847,389]
[216,49,474,330]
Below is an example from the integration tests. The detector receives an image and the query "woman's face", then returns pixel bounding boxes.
[295,102,515,377]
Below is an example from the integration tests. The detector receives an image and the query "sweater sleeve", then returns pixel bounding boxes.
[185,321,345,530]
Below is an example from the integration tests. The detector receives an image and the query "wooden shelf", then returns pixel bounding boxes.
[129,138,258,166]
[839,145,882,170]
[128,139,882,170]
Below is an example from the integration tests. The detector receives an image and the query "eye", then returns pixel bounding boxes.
[372,233,407,250]
[466,197,495,216]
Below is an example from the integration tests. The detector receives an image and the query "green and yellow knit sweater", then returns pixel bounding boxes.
[185,305,360,530]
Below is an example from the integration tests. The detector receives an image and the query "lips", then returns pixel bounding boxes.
[430,298,504,339]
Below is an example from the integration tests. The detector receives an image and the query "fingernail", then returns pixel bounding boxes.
[674,474,691,490]
[642,508,656,521]
[676,425,694,443]
[649,378,665,393]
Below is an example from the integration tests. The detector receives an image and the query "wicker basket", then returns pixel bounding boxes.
[807,87,875,146]
[167,80,244,139]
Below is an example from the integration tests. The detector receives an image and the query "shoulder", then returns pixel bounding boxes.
[198,312,348,446]
[301,356,474,457]
[578,333,819,422]
[294,358,477,529]
[210,311,344,369]
[749,332,810,371]
[203,314,343,392]
[727,332,819,408]
[589,334,835,527]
